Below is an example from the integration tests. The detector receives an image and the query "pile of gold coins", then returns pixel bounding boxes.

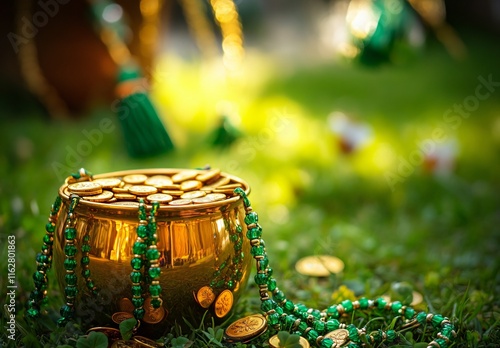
[63,169,244,206]
[85,297,166,347]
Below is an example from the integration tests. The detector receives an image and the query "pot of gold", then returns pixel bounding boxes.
[30,168,252,334]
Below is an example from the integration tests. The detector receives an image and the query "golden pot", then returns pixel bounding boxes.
[53,168,252,333]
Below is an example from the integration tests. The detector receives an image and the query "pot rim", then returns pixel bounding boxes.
[59,168,250,213]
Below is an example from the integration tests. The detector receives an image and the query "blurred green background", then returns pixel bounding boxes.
[1,0,500,346]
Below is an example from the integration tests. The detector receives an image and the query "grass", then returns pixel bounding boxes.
[1,31,499,347]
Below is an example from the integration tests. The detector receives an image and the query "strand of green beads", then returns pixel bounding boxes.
[209,218,244,293]
[81,230,98,296]
[209,218,230,292]
[226,222,244,291]
[234,188,456,348]
[58,195,80,326]
[146,201,162,309]
[234,188,282,330]
[131,199,148,321]
[26,196,63,319]
[209,256,229,291]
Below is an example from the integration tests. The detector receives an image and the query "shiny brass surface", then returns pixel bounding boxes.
[53,168,251,333]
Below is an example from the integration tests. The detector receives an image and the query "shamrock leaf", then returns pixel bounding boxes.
[277,331,302,348]
[119,317,137,341]
[75,331,108,348]
[170,336,192,348]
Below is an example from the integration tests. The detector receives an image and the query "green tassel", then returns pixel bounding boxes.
[116,66,174,158]
[210,115,242,148]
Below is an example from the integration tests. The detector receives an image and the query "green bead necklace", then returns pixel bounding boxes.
[130,199,163,322]
[194,214,245,311]
[234,188,456,348]
[210,217,245,292]
[26,196,62,319]
[58,195,82,326]
[81,225,98,296]
[27,171,165,327]
[146,201,162,308]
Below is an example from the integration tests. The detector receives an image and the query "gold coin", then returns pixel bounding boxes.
[122,174,148,185]
[205,176,230,188]
[169,198,193,206]
[161,190,184,196]
[180,180,202,192]
[196,286,216,308]
[115,193,137,200]
[192,193,227,204]
[324,329,349,346]
[133,336,164,347]
[181,190,206,199]
[68,181,103,194]
[269,334,310,348]
[212,188,236,195]
[143,297,166,324]
[86,327,121,341]
[63,187,72,196]
[146,193,173,203]
[218,183,243,190]
[411,291,423,306]
[295,255,344,277]
[93,178,122,189]
[112,311,134,324]
[225,314,267,342]
[145,175,173,188]
[205,193,227,201]
[200,187,213,192]
[171,170,199,183]
[83,190,114,202]
[128,185,158,196]
[113,201,140,207]
[118,298,135,313]
[192,196,216,204]
[77,189,103,196]
[66,187,102,196]
[160,184,182,190]
[113,187,130,193]
[214,289,233,318]
[195,169,221,182]
[111,340,140,348]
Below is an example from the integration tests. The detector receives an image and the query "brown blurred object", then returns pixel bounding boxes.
[1,0,169,116]
[408,0,467,60]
